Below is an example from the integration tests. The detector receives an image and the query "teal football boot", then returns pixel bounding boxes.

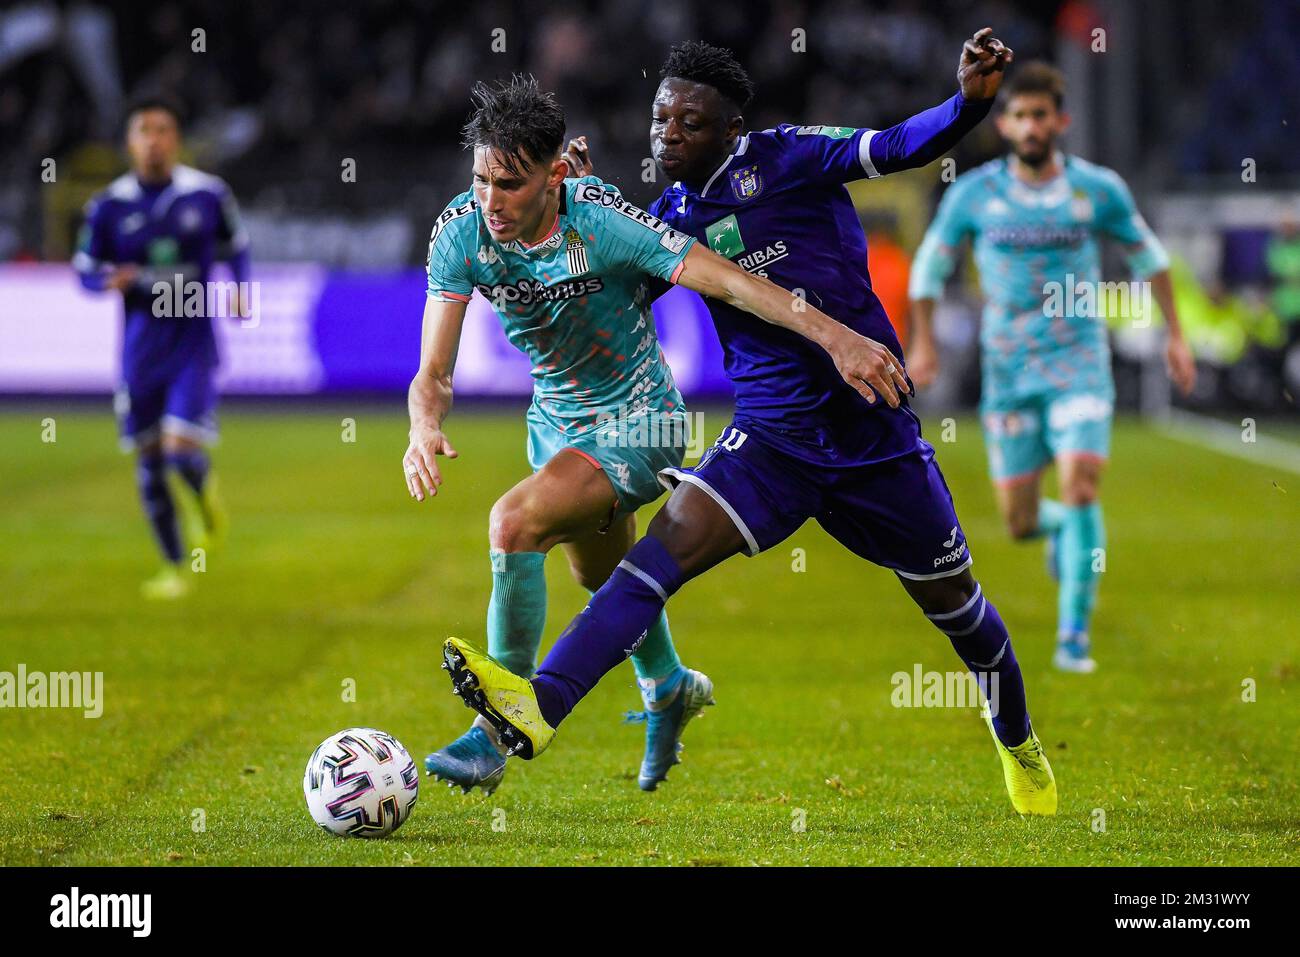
[1053,631,1098,674]
[625,668,715,791]
[424,725,506,795]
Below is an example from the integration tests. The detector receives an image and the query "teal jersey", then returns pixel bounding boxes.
[910,154,1168,406]
[426,176,695,435]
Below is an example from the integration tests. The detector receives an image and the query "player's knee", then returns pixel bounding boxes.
[161,434,200,455]
[1059,457,1103,506]
[616,531,692,601]
[488,496,547,553]
[645,507,712,576]
[645,484,748,576]
[907,570,979,618]
[1061,478,1099,507]
[136,436,162,458]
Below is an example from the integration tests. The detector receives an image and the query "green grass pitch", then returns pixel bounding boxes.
[1,405,1296,866]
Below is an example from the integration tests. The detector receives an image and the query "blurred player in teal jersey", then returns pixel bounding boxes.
[909,62,1197,672]
[407,76,901,792]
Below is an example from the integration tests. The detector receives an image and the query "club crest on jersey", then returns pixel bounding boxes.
[1070,189,1095,222]
[178,205,203,234]
[563,226,589,276]
[730,164,763,201]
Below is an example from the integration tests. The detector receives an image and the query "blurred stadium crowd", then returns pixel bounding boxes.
[1,0,1060,257]
[1,0,1298,411]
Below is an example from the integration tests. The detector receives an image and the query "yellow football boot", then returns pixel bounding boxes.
[984,710,1058,816]
[442,637,556,759]
[140,564,190,601]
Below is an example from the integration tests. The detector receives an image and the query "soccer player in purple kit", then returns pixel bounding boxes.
[443,29,1059,814]
[74,96,246,599]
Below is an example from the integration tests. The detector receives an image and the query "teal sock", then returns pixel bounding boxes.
[1037,498,1068,537]
[622,603,682,682]
[1057,503,1105,635]
[486,550,547,678]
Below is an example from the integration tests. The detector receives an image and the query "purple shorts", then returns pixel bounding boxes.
[659,420,972,581]
[114,360,219,451]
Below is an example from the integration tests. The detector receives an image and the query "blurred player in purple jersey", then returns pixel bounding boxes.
[74,96,249,599]
[442,30,1059,815]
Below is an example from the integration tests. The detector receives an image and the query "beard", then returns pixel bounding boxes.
[1014,140,1053,167]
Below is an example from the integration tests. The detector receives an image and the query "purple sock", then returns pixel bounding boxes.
[138,455,182,563]
[926,583,1031,747]
[532,535,687,727]
[165,448,209,494]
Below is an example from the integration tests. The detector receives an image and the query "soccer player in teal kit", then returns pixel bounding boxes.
[909,62,1197,672]
[409,76,906,794]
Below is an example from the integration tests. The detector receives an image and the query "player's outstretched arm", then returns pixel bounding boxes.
[405,296,466,501]
[863,28,1011,178]
[1149,269,1197,395]
[1101,175,1196,397]
[905,170,978,388]
[675,243,910,407]
[907,298,942,389]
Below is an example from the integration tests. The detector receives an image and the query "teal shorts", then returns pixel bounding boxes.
[526,403,688,518]
[981,390,1113,484]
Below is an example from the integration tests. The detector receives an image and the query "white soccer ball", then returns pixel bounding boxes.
[303,727,419,838]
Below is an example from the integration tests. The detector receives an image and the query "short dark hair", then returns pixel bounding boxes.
[660,40,755,112]
[461,74,565,177]
[1002,61,1065,110]
[122,93,186,133]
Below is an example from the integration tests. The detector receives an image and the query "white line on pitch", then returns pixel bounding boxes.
[1153,409,1300,476]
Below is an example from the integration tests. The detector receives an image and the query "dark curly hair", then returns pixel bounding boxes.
[122,93,186,135]
[461,74,566,177]
[660,40,755,112]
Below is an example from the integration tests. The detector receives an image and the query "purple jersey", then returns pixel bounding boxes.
[74,165,250,389]
[650,91,990,465]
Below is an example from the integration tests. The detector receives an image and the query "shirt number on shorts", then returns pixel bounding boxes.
[717,427,749,451]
